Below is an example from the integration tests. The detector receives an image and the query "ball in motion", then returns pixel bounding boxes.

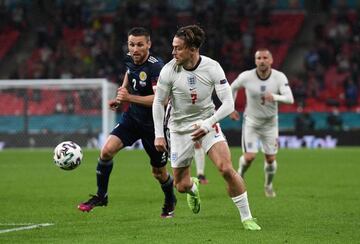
[53,141,83,170]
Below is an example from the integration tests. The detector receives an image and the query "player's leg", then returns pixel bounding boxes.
[203,124,260,230]
[194,141,207,184]
[78,113,136,212]
[173,166,201,214]
[154,166,177,218]
[260,121,278,198]
[142,136,177,218]
[207,141,260,230]
[238,123,259,177]
[78,135,124,212]
[264,154,277,197]
[170,131,200,214]
[238,152,256,178]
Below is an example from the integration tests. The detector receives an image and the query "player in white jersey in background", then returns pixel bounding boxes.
[194,141,208,184]
[153,24,261,230]
[230,48,294,197]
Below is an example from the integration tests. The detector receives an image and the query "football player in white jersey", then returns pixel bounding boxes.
[230,49,294,198]
[153,25,261,230]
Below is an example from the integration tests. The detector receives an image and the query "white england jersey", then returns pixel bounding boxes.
[231,68,293,123]
[156,56,231,133]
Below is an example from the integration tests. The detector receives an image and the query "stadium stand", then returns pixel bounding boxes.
[1,0,360,135]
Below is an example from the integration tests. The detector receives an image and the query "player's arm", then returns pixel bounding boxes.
[205,64,235,127]
[192,63,234,140]
[117,88,155,107]
[153,85,170,152]
[109,72,129,110]
[152,66,171,152]
[264,73,294,104]
[230,73,245,101]
[229,73,245,120]
[205,82,234,129]
[115,71,155,107]
[192,81,234,141]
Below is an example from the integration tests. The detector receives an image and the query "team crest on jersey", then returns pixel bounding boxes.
[139,71,147,81]
[187,76,196,89]
[260,85,266,92]
[171,152,178,162]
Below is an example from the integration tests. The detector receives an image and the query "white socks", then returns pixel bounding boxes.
[188,179,198,195]
[232,192,252,221]
[238,155,250,177]
[264,160,277,187]
[194,147,205,175]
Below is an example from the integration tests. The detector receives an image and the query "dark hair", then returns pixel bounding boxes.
[128,27,151,39]
[175,25,205,49]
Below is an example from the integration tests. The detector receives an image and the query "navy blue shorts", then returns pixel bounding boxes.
[110,112,167,168]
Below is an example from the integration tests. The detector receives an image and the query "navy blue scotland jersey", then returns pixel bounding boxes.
[124,53,164,125]
[110,53,166,167]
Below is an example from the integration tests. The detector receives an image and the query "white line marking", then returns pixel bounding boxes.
[0,223,35,226]
[0,223,54,234]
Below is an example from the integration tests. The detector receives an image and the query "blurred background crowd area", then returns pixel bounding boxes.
[0,0,359,123]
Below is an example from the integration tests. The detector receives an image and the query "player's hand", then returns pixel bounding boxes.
[263,92,274,102]
[154,137,168,152]
[108,99,120,111]
[229,111,240,120]
[191,124,207,141]
[116,87,130,103]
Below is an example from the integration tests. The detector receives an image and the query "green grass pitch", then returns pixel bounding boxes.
[0,147,359,243]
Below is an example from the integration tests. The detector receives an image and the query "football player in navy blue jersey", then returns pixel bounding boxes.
[78,27,177,218]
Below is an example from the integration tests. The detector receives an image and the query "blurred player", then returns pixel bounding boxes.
[78,27,177,218]
[153,24,261,230]
[194,141,208,184]
[230,48,294,197]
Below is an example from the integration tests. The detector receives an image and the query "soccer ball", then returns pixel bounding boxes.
[53,141,83,170]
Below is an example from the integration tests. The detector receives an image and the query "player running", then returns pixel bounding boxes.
[78,27,177,218]
[152,25,261,230]
[230,48,294,197]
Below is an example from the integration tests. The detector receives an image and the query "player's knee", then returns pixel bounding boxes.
[152,171,162,181]
[151,167,166,182]
[218,162,235,179]
[174,183,187,193]
[100,146,116,160]
[244,155,256,163]
[265,155,276,164]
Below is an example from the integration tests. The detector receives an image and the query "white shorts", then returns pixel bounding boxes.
[170,123,226,168]
[242,117,278,155]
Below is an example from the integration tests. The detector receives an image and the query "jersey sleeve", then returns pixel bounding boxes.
[201,62,234,132]
[230,72,246,101]
[272,72,294,104]
[152,64,172,138]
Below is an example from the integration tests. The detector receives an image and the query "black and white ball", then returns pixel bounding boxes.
[53,141,83,170]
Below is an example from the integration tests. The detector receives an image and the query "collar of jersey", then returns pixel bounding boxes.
[183,56,202,71]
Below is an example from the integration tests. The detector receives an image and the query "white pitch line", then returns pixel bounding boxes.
[0,223,54,234]
[0,223,35,226]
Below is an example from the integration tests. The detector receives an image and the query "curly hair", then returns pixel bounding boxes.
[175,25,205,49]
